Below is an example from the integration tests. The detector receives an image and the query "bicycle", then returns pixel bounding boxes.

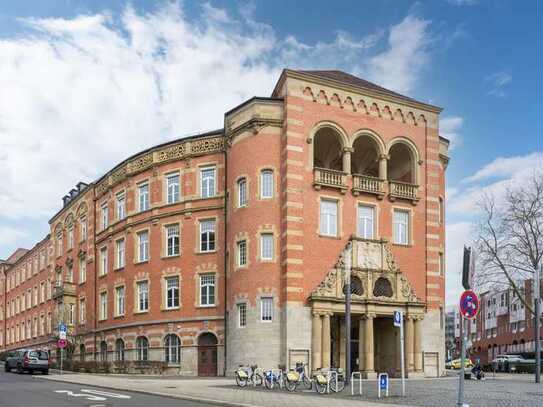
[263,367,284,390]
[235,364,262,387]
[284,362,312,392]
[313,368,345,394]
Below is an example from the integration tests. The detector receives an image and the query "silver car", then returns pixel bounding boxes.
[4,349,49,374]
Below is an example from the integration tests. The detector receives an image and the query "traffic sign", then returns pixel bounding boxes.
[59,322,67,333]
[59,331,67,340]
[393,311,402,327]
[58,339,67,349]
[460,290,479,319]
[378,373,389,398]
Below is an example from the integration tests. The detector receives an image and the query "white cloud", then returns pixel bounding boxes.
[0,3,438,257]
[440,116,463,150]
[366,15,432,94]
[485,71,512,97]
[446,0,478,5]
[0,226,28,249]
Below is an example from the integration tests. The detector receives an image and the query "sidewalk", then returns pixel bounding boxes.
[38,373,409,407]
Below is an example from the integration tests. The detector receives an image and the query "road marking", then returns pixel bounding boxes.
[81,389,131,399]
[54,390,106,401]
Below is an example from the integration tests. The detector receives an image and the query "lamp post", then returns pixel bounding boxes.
[344,241,353,385]
[535,263,541,384]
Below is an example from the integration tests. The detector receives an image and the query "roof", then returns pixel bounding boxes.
[274,69,442,112]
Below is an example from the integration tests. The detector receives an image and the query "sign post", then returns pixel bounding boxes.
[58,322,67,376]
[535,263,541,384]
[344,242,353,385]
[394,310,405,397]
[457,289,479,407]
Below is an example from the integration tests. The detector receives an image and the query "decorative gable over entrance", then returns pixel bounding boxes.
[309,237,426,378]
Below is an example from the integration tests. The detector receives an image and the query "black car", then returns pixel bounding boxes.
[4,349,49,374]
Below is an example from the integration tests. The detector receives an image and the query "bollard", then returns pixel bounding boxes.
[351,372,362,396]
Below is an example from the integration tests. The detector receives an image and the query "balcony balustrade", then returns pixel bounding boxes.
[352,174,385,198]
[52,282,76,299]
[313,167,348,193]
[388,181,419,204]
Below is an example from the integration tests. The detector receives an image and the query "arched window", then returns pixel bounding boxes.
[115,338,125,362]
[387,142,416,184]
[164,334,180,364]
[313,127,344,171]
[136,336,149,362]
[373,277,393,298]
[79,344,85,362]
[100,341,108,362]
[237,178,247,207]
[351,136,380,177]
[343,276,364,296]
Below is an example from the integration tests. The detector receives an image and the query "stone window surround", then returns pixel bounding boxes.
[198,161,219,199]
[98,244,108,276]
[133,275,151,314]
[257,166,276,200]
[99,289,108,321]
[236,301,247,328]
[136,179,151,213]
[134,227,151,264]
[316,195,343,239]
[235,237,249,269]
[195,216,219,254]
[162,221,182,259]
[115,189,127,221]
[160,270,182,311]
[255,225,278,263]
[78,295,86,325]
[114,282,126,318]
[355,199,379,240]
[114,236,126,270]
[163,169,182,205]
[194,268,219,309]
[391,205,414,246]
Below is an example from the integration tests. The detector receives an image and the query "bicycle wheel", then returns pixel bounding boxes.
[264,376,274,390]
[333,377,345,393]
[302,375,312,390]
[285,379,297,392]
[315,381,327,394]
[236,374,248,387]
[253,373,263,386]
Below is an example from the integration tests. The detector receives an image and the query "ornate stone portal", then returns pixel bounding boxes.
[309,237,425,378]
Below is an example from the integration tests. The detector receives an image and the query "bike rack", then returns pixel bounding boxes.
[269,368,284,389]
[351,372,363,396]
[253,367,264,387]
[325,370,338,394]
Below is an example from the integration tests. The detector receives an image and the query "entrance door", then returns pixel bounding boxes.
[198,333,218,376]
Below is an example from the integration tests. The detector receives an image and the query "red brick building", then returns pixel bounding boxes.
[0,69,449,377]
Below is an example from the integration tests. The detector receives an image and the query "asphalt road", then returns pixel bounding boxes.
[0,369,216,407]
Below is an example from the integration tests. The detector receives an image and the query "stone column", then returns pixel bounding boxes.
[405,316,415,372]
[379,154,388,180]
[358,316,365,371]
[322,313,331,369]
[342,147,353,174]
[414,317,423,372]
[339,317,346,370]
[363,314,375,375]
[312,312,322,371]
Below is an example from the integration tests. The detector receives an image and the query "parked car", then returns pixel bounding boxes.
[4,349,49,374]
[492,354,525,372]
[450,358,474,369]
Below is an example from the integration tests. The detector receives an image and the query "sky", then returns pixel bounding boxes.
[0,0,542,305]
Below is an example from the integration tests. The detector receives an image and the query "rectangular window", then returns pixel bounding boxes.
[167,173,180,204]
[166,276,180,309]
[238,178,247,207]
[260,170,273,199]
[200,167,216,198]
[100,292,107,320]
[166,224,180,257]
[68,304,75,325]
[137,281,149,312]
[79,256,86,284]
[80,217,87,241]
[100,247,108,276]
[79,299,86,324]
[200,274,215,306]
[320,200,338,236]
[101,204,109,230]
[260,233,274,261]
[200,220,216,252]
[138,182,150,212]
[137,231,149,262]
[57,234,63,256]
[116,239,125,269]
[115,286,125,316]
[67,228,74,250]
[66,264,73,283]
[238,303,247,328]
[237,240,247,267]
[40,282,45,303]
[357,205,374,239]
[116,193,126,220]
[439,252,445,276]
[393,209,410,245]
[261,297,273,322]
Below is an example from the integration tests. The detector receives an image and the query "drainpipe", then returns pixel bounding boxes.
[93,193,98,361]
[223,129,228,377]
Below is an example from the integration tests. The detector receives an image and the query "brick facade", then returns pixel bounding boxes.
[0,69,449,377]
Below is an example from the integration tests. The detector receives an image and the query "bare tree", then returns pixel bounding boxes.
[475,172,543,315]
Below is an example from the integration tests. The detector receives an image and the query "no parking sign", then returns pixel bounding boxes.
[460,290,479,320]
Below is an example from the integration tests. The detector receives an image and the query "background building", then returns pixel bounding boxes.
[0,69,449,377]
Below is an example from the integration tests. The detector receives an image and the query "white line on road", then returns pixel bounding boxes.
[54,390,106,401]
[81,389,131,399]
